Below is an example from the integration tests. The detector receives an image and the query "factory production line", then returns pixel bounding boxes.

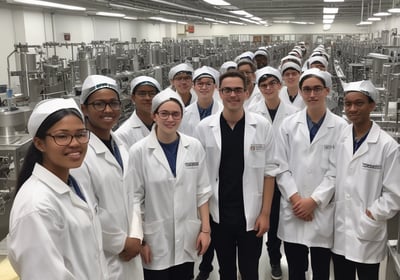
[0,35,399,279]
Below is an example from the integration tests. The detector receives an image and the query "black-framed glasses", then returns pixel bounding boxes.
[135,91,158,98]
[87,100,122,111]
[301,86,326,95]
[156,110,182,120]
[259,80,279,90]
[220,87,245,95]
[46,129,90,146]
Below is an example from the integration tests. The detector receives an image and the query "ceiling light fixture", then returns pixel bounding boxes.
[230,10,253,17]
[373,0,391,15]
[124,16,138,20]
[324,0,343,2]
[388,0,400,13]
[202,0,231,5]
[323,14,335,19]
[323,19,334,23]
[177,21,188,24]
[251,17,262,21]
[149,16,176,23]
[12,0,85,10]
[109,3,149,12]
[357,0,373,25]
[323,24,331,30]
[367,16,382,20]
[228,20,245,25]
[323,7,339,13]
[239,17,260,24]
[96,12,125,17]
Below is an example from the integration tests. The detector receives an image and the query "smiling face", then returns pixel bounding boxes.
[81,88,121,140]
[344,91,375,126]
[132,84,158,115]
[219,76,249,113]
[153,100,183,138]
[171,72,193,95]
[35,114,88,179]
[282,68,300,89]
[193,76,216,103]
[300,76,329,111]
[259,76,282,103]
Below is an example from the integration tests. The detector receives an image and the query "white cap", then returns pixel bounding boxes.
[219,61,237,74]
[290,48,302,58]
[193,66,220,84]
[256,66,282,84]
[254,48,269,58]
[308,56,329,69]
[235,51,255,62]
[280,55,302,67]
[130,76,161,94]
[151,89,185,114]
[28,98,83,137]
[299,68,332,89]
[311,51,330,60]
[343,80,379,102]
[168,63,194,81]
[81,75,119,104]
[281,62,302,74]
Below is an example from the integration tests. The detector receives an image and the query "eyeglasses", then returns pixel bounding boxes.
[195,82,214,88]
[174,76,192,82]
[301,86,325,95]
[156,110,182,120]
[344,101,368,108]
[220,87,245,95]
[259,80,279,90]
[135,91,158,97]
[46,129,90,146]
[87,100,121,111]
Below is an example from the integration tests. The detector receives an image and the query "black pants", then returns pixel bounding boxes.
[198,237,214,274]
[143,262,194,280]
[211,220,262,280]
[284,241,331,280]
[332,252,380,280]
[266,183,282,266]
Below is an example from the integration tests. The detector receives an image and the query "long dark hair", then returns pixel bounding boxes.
[15,108,83,195]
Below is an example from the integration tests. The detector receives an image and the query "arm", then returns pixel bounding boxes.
[254,176,274,237]
[196,202,211,255]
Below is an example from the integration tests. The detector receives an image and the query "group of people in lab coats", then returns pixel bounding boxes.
[7,42,400,280]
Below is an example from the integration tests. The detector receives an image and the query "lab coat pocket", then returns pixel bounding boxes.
[319,144,333,170]
[143,221,168,259]
[313,202,334,238]
[184,219,201,260]
[249,144,265,168]
[357,213,386,242]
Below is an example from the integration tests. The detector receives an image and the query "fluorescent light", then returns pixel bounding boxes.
[124,16,138,20]
[229,20,245,25]
[230,10,253,17]
[373,11,391,16]
[259,20,267,24]
[357,21,373,25]
[388,8,400,13]
[204,17,217,22]
[323,7,339,14]
[323,14,335,19]
[324,0,343,2]
[149,17,177,23]
[239,17,260,24]
[323,19,334,24]
[273,20,290,24]
[202,0,230,5]
[291,21,308,25]
[177,21,188,24]
[13,0,86,10]
[96,12,125,17]
[109,3,149,12]
[251,17,262,21]
[323,24,331,30]
[367,17,381,21]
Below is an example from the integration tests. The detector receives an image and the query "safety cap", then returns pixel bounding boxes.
[130,76,161,94]
[80,75,119,104]
[168,63,194,81]
[299,68,332,89]
[308,56,328,69]
[343,80,379,102]
[28,98,83,138]
[254,48,269,58]
[256,66,282,85]
[219,61,237,74]
[151,89,185,114]
[281,62,302,75]
[280,55,302,67]
[193,66,220,85]
[234,51,255,63]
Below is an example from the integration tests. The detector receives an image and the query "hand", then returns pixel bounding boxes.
[292,197,317,221]
[254,213,269,237]
[366,209,375,220]
[196,232,211,256]
[140,243,152,265]
[119,237,142,261]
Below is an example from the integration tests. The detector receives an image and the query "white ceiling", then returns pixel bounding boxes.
[2,0,397,26]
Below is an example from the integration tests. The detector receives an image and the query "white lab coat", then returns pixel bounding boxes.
[247,99,298,132]
[71,132,143,280]
[332,122,400,263]
[279,86,306,110]
[195,111,281,231]
[244,86,263,110]
[8,164,109,280]
[128,128,212,270]
[115,110,152,150]
[179,99,223,137]
[276,108,347,248]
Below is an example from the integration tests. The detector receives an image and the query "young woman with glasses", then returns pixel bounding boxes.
[8,98,109,279]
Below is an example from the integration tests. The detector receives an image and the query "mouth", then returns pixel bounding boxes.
[66,151,83,160]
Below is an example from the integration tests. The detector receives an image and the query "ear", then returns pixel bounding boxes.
[33,137,46,153]
[80,104,89,117]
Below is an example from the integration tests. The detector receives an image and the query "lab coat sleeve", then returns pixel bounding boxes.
[369,145,400,221]
[195,142,212,207]
[71,164,126,255]
[264,127,283,177]
[8,209,75,279]
[275,121,299,201]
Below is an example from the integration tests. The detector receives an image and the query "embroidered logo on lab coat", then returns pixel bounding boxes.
[250,144,265,151]
[362,163,382,170]
[185,162,199,168]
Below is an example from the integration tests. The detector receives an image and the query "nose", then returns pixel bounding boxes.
[104,103,114,112]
